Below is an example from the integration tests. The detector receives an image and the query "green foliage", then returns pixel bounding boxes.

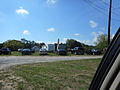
[3,40,24,51]
[66,39,82,49]
[81,43,95,52]
[21,38,45,49]
[95,34,108,51]
[0,43,3,49]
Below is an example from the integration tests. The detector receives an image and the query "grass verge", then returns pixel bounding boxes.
[0,59,101,90]
[1,51,102,56]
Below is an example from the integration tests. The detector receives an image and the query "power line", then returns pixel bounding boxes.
[84,0,108,15]
[101,0,120,9]
[84,0,119,45]
[83,0,120,21]
[87,0,120,16]
[87,0,108,11]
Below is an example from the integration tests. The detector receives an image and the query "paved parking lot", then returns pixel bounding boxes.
[0,56,102,69]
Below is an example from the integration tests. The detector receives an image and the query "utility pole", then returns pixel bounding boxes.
[107,0,112,45]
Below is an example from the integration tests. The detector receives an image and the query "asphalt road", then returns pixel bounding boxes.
[0,56,102,69]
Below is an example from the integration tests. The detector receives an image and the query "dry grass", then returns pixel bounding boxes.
[0,59,101,90]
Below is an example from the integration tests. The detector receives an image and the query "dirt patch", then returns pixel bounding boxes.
[0,69,32,90]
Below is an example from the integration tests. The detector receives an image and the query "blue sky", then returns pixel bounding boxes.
[0,0,120,45]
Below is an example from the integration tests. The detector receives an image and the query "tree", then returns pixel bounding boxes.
[21,38,45,49]
[3,40,24,51]
[0,43,3,49]
[81,43,95,52]
[21,38,28,44]
[66,39,82,49]
[39,43,45,48]
[95,34,108,51]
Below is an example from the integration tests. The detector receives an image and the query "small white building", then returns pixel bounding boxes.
[46,44,55,52]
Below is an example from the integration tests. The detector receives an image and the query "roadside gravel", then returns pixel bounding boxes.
[0,56,102,69]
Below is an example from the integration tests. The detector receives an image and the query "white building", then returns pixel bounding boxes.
[46,44,55,52]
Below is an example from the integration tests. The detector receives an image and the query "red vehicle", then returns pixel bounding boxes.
[71,47,84,55]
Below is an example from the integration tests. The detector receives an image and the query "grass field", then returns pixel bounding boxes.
[1,51,101,56]
[11,51,65,56]
[0,59,101,90]
[0,51,61,56]
[11,51,79,56]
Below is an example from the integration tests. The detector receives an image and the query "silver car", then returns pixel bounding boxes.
[39,48,48,55]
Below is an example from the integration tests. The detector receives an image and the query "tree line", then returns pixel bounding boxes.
[0,38,45,51]
[0,34,108,52]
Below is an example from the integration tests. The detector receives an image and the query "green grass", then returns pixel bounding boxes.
[1,51,101,56]
[12,51,22,56]
[12,51,68,56]
[0,59,101,90]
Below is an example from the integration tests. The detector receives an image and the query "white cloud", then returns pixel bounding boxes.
[23,30,30,35]
[16,7,29,16]
[47,28,55,32]
[92,31,104,42]
[47,0,57,4]
[0,41,3,43]
[92,32,98,42]
[36,41,44,43]
[63,38,68,41]
[81,40,94,45]
[62,38,68,43]
[74,33,80,36]
[89,20,98,28]
[98,31,104,35]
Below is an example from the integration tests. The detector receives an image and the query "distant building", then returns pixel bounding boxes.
[46,44,55,52]
[45,39,67,52]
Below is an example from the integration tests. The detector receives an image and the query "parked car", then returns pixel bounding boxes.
[18,49,23,52]
[22,49,32,55]
[87,49,101,55]
[0,48,11,55]
[57,49,67,55]
[39,48,48,55]
[71,47,84,55]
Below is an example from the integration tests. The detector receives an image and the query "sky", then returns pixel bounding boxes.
[0,0,120,45]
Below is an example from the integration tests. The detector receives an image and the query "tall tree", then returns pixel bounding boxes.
[95,34,108,51]
[21,38,45,49]
[66,39,82,49]
[81,43,95,52]
[0,43,3,49]
[3,40,24,51]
